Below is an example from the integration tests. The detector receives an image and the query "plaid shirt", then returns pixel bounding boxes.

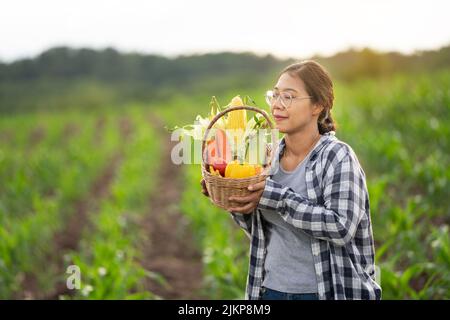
[230,132,382,300]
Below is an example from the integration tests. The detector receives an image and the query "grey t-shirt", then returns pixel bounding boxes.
[261,146,318,294]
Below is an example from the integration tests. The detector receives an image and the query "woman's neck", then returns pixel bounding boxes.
[284,127,321,158]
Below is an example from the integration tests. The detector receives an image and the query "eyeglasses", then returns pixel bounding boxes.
[265,90,312,109]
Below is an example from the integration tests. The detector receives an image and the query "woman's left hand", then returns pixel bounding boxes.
[228,180,266,214]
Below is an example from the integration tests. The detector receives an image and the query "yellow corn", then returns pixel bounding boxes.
[226,96,247,131]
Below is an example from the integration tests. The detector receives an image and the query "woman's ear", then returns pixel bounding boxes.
[312,104,324,117]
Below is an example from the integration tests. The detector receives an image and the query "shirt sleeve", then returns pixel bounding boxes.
[257,151,366,246]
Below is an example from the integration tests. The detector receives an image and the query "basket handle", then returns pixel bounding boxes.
[201,105,278,173]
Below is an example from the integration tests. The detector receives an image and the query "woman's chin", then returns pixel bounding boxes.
[275,124,289,133]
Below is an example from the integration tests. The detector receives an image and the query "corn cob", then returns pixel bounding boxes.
[226,96,247,130]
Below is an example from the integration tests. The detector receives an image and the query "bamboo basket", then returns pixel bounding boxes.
[201,105,277,210]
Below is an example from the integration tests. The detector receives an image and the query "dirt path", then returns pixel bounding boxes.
[28,126,46,148]
[140,117,205,299]
[19,117,131,300]
[62,122,79,141]
[19,115,205,299]
[18,152,122,300]
[45,153,122,299]
[0,128,13,144]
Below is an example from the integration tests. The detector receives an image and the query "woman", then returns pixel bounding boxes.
[201,61,381,300]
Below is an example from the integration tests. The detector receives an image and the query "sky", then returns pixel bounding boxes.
[0,0,449,62]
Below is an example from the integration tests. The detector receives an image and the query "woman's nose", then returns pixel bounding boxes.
[271,97,284,110]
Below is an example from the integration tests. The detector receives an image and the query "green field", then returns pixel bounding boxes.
[0,68,449,299]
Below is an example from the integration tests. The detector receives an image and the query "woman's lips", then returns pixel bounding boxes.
[273,115,288,121]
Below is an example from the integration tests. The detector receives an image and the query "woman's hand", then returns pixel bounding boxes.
[200,179,209,197]
[228,180,266,214]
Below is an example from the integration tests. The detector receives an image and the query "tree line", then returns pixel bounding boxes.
[0,45,448,113]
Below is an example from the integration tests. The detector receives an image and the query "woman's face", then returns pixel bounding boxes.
[270,72,323,134]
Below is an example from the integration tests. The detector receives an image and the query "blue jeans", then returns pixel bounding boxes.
[260,287,319,300]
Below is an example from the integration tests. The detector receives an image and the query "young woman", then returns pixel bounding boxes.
[201,61,381,300]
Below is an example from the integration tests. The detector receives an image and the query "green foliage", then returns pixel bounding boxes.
[165,70,449,300]
[333,71,450,299]
[1,45,449,114]
[0,52,448,300]
[0,113,122,298]
[67,110,161,299]
[179,165,248,299]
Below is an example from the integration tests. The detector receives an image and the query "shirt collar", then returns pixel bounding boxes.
[271,131,336,171]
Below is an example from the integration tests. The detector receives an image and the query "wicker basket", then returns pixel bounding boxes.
[201,105,277,210]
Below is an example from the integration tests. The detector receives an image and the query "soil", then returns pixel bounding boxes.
[140,116,205,299]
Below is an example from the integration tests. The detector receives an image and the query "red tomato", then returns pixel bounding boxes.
[212,159,227,176]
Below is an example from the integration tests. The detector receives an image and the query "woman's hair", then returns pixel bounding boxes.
[279,60,337,134]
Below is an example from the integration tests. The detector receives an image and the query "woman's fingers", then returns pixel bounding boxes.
[229,189,263,203]
[229,202,255,214]
[229,180,265,203]
[248,181,266,191]
[200,179,209,197]
[229,194,253,204]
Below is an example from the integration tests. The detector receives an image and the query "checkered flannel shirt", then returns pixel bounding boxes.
[230,132,382,300]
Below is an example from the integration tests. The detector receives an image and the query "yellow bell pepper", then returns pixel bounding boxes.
[225,161,258,179]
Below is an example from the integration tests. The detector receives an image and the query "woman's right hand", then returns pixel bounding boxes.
[200,179,209,197]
